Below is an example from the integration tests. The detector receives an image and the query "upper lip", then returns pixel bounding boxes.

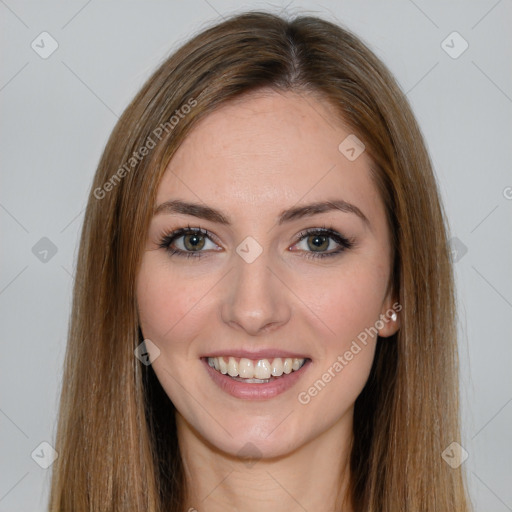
[202,349,310,360]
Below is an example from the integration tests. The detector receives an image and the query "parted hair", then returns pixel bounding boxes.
[49,11,472,511]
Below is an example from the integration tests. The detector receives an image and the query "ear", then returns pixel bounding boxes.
[377,295,401,338]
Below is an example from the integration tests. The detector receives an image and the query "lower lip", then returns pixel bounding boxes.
[202,358,312,400]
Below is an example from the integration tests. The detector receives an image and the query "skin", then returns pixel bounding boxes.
[136,89,400,511]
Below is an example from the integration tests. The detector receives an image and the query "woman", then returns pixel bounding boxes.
[48,11,472,511]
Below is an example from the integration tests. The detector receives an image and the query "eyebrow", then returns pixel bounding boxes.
[154,198,370,227]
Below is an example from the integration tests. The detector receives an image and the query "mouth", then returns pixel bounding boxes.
[206,356,308,382]
[201,355,312,399]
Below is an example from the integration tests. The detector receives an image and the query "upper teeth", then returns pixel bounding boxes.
[207,356,306,379]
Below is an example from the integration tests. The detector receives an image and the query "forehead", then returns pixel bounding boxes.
[156,89,382,220]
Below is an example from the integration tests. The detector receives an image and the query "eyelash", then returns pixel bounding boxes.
[157,224,354,260]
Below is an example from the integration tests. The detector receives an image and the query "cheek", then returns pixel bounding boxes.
[137,263,172,340]
[136,255,210,342]
[293,260,387,400]
[296,259,388,346]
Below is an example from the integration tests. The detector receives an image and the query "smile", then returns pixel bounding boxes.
[202,356,312,400]
[207,356,307,381]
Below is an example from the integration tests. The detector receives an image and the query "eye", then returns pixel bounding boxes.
[158,225,354,260]
[291,227,354,259]
[158,226,220,258]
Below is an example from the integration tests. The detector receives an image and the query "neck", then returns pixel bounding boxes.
[177,411,354,512]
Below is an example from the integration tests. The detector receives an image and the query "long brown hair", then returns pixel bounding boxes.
[48,11,472,511]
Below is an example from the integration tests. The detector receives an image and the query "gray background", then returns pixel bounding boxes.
[1,1,511,510]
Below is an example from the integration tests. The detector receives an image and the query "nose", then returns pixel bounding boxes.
[220,248,291,336]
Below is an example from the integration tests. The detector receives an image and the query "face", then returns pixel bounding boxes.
[136,89,399,459]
